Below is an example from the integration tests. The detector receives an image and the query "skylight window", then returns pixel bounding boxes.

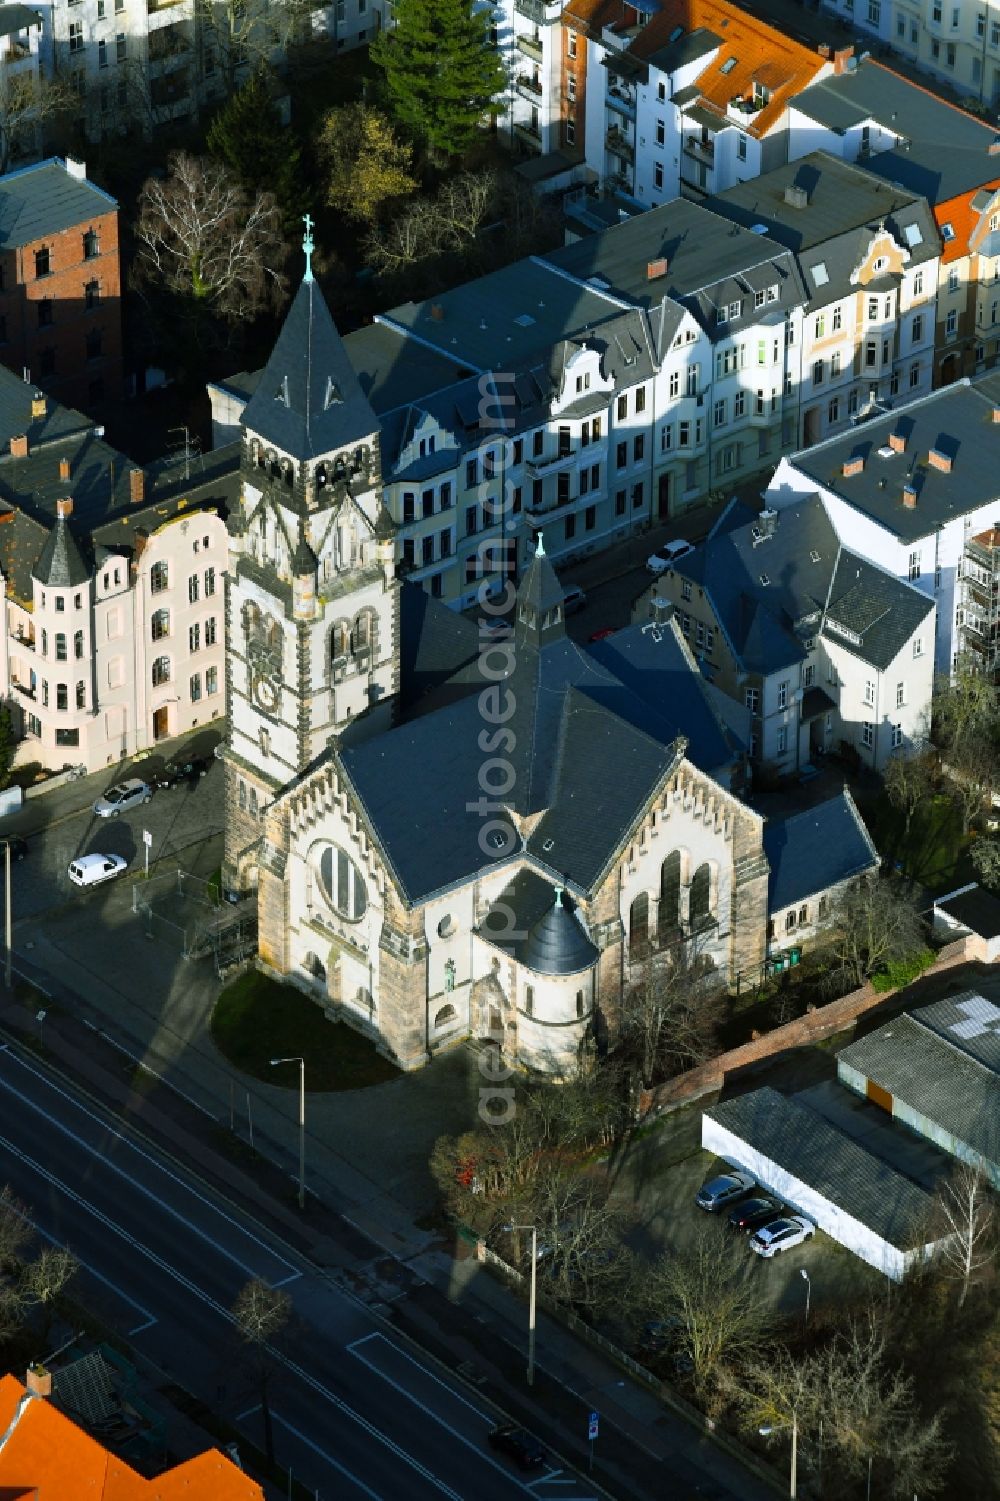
[810,550,821,562]
[811,262,830,287]
[903,222,923,248]
[941,222,955,242]
[514,313,535,328]
[669,24,684,41]
[759,573,770,586]
[720,56,738,74]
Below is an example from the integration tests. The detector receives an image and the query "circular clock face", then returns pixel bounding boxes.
[253,674,278,713]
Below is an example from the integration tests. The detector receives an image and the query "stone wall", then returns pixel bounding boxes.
[638,938,973,1118]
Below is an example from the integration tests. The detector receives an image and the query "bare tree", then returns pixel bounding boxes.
[0,1186,32,1272]
[884,748,936,838]
[194,0,311,91]
[929,1161,996,1308]
[0,71,74,176]
[231,1278,291,1463]
[134,152,287,324]
[645,1225,772,1393]
[825,876,925,994]
[365,170,518,278]
[619,944,727,1086]
[530,1172,633,1316]
[932,667,1000,833]
[18,1246,77,1343]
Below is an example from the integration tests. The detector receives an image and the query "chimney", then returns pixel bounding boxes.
[56,497,73,520]
[10,434,28,459]
[58,455,71,481]
[430,304,445,320]
[993,407,1000,423]
[833,45,855,74]
[902,483,917,508]
[842,455,865,477]
[30,394,46,420]
[989,138,1000,157]
[783,184,809,210]
[817,42,831,58]
[647,256,669,280]
[65,156,87,180]
[927,447,953,474]
[129,468,145,504]
[25,1365,51,1399]
[888,430,906,453]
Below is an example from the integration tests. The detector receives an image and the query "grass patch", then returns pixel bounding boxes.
[211,969,400,1091]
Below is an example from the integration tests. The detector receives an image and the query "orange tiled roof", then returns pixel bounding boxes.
[0,1376,265,1501]
[934,179,1000,263]
[563,0,623,32]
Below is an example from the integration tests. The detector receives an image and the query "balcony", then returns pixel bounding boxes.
[601,20,643,52]
[514,120,542,148]
[12,680,35,700]
[606,126,634,162]
[515,30,543,62]
[683,133,715,165]
[527,447,577,476]
[515,73,543,104]
[727,95,764,124]
[3,39,31,63]
[606,82,636,117]
[515,0,559,23]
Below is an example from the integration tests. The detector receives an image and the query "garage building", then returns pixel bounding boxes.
[702,1086,940,1280]
[837,992,1000,1189]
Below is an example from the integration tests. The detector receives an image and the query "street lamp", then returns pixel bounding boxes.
[800,1267,811,1324]
[269,1056,305,1210]
[503,1222,538,1386]
[760,1411,798,1500]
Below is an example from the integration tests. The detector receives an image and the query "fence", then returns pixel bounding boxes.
[132,868,224,959]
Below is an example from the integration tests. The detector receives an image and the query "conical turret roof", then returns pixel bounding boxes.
[241,279,378,460]
[520,886,600,976]
[32,515,90,587]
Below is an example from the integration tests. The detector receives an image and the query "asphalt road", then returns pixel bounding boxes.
[0,1041,604,1501]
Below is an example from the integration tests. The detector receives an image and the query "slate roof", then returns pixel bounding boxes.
[706,1085,935,1248]
[785,378,1000,544]
[396,581,481,709]
[704,152,939,312]
[837,1010,999,1168]
[935,883,1000,941]
[791,60,1000,204]
[542,199,807,339]
[0,507,46,604]
[0,4,40,39]
[31,513,90,586]
[241,278,379,460]
[0,157,117,246]
[480,869,600,975]
[763,789,878,911]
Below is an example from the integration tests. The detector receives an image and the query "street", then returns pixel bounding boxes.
[0,1040,602,1501]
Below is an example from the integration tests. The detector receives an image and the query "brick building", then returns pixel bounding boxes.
[0,156,122,413]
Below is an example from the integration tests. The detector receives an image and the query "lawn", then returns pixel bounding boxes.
[211,969,400,1091]
[857,790,973,893]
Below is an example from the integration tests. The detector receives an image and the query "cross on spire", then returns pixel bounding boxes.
[302,213,315,284]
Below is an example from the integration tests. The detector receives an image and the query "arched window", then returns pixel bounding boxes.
[74,630,84,659]
[151,609,169,642]
[266,617,282,653]
[434,1003,457,1028]
[690,863,713,927]
[282,460,294,488]
[629,892,650,961]
[152,656,170,687]
[351,612,371,654]
[330,621,349,661]
[316,463,328,489]
[318,845,368,922]
[658,851,681,942]
[243,602,261,637]
[576,990,585,1019]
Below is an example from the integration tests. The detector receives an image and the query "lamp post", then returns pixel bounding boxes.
[504,1222,538,1386]
[800,1267,811,1324]
[269,1056,305,1210]
[760,1410,798,1500]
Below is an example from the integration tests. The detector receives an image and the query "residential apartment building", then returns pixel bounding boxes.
[502,0,571,156]
[886,0,1000,106]
[930,178,1000,384]
[315,0,391,52]
[0,156,123,411]
[765,372,1000,676]
[643,494,934,774]
[562,0,830,203]
[957,523,1000,677]
[0,372,235,772]
[0,4,51,169]
[705,151,939,446]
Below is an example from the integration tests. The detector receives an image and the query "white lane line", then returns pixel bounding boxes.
[271,1411,385,1500]
[0,1132,464,1500]
[236,1404,262,1422]
[5,1200,156,1333]
[347,1340,539,1496]
[270,1270,302,1289]
[0,1048,299,1285]
[93,1026,218,1122]
[348,1333,493,1426]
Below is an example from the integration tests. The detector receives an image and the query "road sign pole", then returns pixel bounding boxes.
[142,828,152,880]
[588,1411,599,1471]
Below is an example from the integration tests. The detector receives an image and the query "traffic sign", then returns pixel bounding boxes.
[142,829,153,847]
[588,1412,599,1441]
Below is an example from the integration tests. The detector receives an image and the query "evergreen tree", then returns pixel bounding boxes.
[371,0,507,160]
[206,68,305,231]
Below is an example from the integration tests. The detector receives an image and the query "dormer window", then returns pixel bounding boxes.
[728,299,741,320]
[941,223,955,242]
[752,81,771,107]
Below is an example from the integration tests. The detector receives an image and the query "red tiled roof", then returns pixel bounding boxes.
[0,1376,264,1501]
[934,179,1000,263]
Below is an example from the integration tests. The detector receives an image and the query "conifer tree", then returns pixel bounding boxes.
[372,0,507,160]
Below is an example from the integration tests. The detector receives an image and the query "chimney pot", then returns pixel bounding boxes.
[783,184,809,209]
[129,468,145,504]
[833,45,855,74]
[58,455,71,481]
[842,455,865,477]
[30,393,46,420]
[647,257,669,280]
[888,430,906,453]
[25,1365,51,1398]
[10,434,28,459]
[56,497,73,520]
[903,483,918,508]
[927,447,953,474]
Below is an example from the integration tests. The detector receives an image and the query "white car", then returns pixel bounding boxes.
[93,778,152,818]
[749,1214,815,1258]
[68,853,128,888]
[646,539,694,575]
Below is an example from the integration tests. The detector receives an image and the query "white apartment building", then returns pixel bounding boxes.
[0,6,51,170]
[886,0,1000,105]
[501,0,569,156]
[766,373,1000,677]
[314,0,390,52]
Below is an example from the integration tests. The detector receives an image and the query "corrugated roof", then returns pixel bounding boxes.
[764,789,878,911]
[914,990,1000,1072]
[706,1085,935,1247]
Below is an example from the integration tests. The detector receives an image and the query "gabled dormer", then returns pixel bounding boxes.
[550,343,614,416]
[850,223,911,286]
[394,407,459,473]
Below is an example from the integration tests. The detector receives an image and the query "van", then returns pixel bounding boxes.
[68,853,127,888]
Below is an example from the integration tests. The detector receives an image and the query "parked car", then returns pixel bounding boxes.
[728,1196,784,1233]
[646,538,693,575]
[749,1215,815,1258]
[0,836,27,861]
[487,1423,545,1470]
[695,1169,755,1212]
[68,853,128,888]
[151,755,212,791]
[563,585,587,614]
[93,778,152,818]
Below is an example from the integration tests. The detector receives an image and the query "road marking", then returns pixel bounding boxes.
[270,1411,385,1500]
[347,1336,539,1495]
[348,1333,492,1426]
[270,1269,302,1289]
[236,1404,261,1422]
[129,1316,158,1335]
[5,1198,157,1333]
[0,1049,298,1285]
[0,1131,466,1499]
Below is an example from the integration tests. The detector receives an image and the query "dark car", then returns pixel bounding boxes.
[152,754,212,791]
[488,1423,545,1471]
[728,1196,784,1233]
[0,836,27,861]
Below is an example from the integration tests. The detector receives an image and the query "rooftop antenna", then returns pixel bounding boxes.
[167,426,200,481]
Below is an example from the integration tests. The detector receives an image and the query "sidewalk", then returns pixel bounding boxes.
[0,980,782,1501]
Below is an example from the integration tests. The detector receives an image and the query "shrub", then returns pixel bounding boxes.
[870,947,935,993]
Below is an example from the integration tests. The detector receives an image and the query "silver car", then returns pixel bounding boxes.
[93,778,152,818]
[695,1169,756,1212]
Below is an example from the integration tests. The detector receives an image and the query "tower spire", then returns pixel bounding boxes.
[302,212,315,284]
[536,530,545,558]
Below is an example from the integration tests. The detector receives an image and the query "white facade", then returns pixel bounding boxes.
[315,0,390,52]
[501,0,568,156]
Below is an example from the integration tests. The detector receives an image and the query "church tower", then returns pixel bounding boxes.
[223,223,399,889]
